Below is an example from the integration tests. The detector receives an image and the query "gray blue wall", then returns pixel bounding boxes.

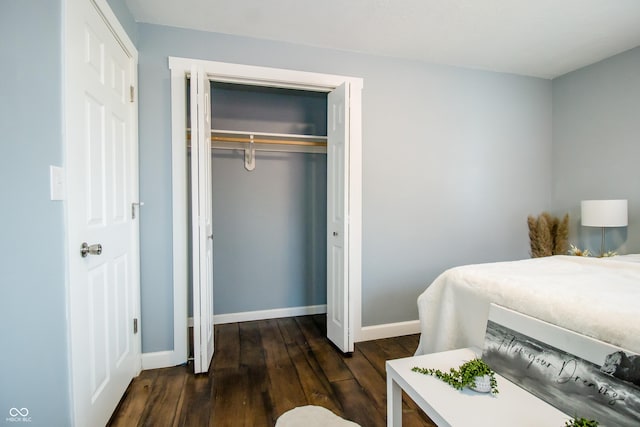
[136,23,553,351]
[552,47,640,254]
[208,85,328,315]
[3,1,638,422]
[211,151,327,314]
[0,1,71,426]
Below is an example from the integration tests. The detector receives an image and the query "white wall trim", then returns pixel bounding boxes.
[357,320,421,342]
[169,57,363,362]
[348,79,363,351]
[169,57,363,91]
[187,304,328,327]
[169,66,189,367]
[141,350,178,370]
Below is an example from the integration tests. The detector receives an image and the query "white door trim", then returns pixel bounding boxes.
[168,57,363,364]
[63,0,140,423]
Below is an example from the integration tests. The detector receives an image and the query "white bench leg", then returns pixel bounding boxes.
[387,373,402,427]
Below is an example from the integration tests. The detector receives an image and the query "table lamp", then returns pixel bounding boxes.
[581,199,628,256]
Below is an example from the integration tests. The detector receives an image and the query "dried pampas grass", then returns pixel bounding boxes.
[527,212,570,258]
[555,214,569,255]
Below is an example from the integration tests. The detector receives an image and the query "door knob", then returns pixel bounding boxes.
[80,242,102,257]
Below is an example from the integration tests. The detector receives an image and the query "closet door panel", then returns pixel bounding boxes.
[327,82,351,353]
[190,67,214,374]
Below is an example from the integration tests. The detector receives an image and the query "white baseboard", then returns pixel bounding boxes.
[187,304,328,326]
[143,316,419,370]
[141,350,179,370]
[357,319,421,342]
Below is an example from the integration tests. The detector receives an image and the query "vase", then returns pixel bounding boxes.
[469,375,492,393]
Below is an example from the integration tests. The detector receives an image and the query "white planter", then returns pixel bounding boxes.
[469,375,492,393]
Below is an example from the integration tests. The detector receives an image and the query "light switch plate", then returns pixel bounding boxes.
[50,165,66,201]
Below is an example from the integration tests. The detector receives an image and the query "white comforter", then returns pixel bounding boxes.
[415,255,640,355]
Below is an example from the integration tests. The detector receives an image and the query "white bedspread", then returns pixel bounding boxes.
[415,255,640,355]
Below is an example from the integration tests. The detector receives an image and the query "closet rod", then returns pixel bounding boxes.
[186,131,327,147]
[212,135,326,147]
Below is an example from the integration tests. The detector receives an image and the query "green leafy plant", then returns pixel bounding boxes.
[412,358,498,395]
[564,415,599,426]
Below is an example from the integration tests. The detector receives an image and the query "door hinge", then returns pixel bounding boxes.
[131,201,144,219]
[133,318,138,334]
[130,85,135,103]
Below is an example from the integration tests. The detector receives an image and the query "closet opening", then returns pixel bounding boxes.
[170,58,363,373]
[186,82,329,361]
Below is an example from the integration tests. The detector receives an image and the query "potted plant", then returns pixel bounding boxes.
[412,358,499,395]
[564,416,599,427]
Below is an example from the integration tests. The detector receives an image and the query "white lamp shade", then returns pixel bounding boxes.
[581,200,628,227]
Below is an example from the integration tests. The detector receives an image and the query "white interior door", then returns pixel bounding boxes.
[327,82,353,352]
[190,67,215,374]
[65,0,140,425]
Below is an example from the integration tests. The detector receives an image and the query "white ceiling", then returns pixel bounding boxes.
[125,0,640,79]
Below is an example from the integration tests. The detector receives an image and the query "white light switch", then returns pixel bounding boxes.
[50,165,66,201]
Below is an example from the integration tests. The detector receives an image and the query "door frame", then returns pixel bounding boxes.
[63,0,141,423]
[168,57,363,363]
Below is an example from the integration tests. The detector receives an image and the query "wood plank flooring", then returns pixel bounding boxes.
[108,315,435,426]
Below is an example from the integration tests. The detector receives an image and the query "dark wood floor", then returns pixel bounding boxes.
[108,314,435,426]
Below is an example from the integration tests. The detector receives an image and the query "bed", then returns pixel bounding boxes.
[415,254,640,356]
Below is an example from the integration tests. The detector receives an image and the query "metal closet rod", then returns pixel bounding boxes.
[212,135,326,147]
[186,129,327,147]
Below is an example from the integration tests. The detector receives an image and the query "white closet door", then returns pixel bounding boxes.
[190,67,214,373]
[327,82,353,352]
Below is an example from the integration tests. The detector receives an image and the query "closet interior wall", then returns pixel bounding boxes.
[187,82,328,318]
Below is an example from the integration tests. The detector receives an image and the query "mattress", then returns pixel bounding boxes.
[415,255,640,355]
